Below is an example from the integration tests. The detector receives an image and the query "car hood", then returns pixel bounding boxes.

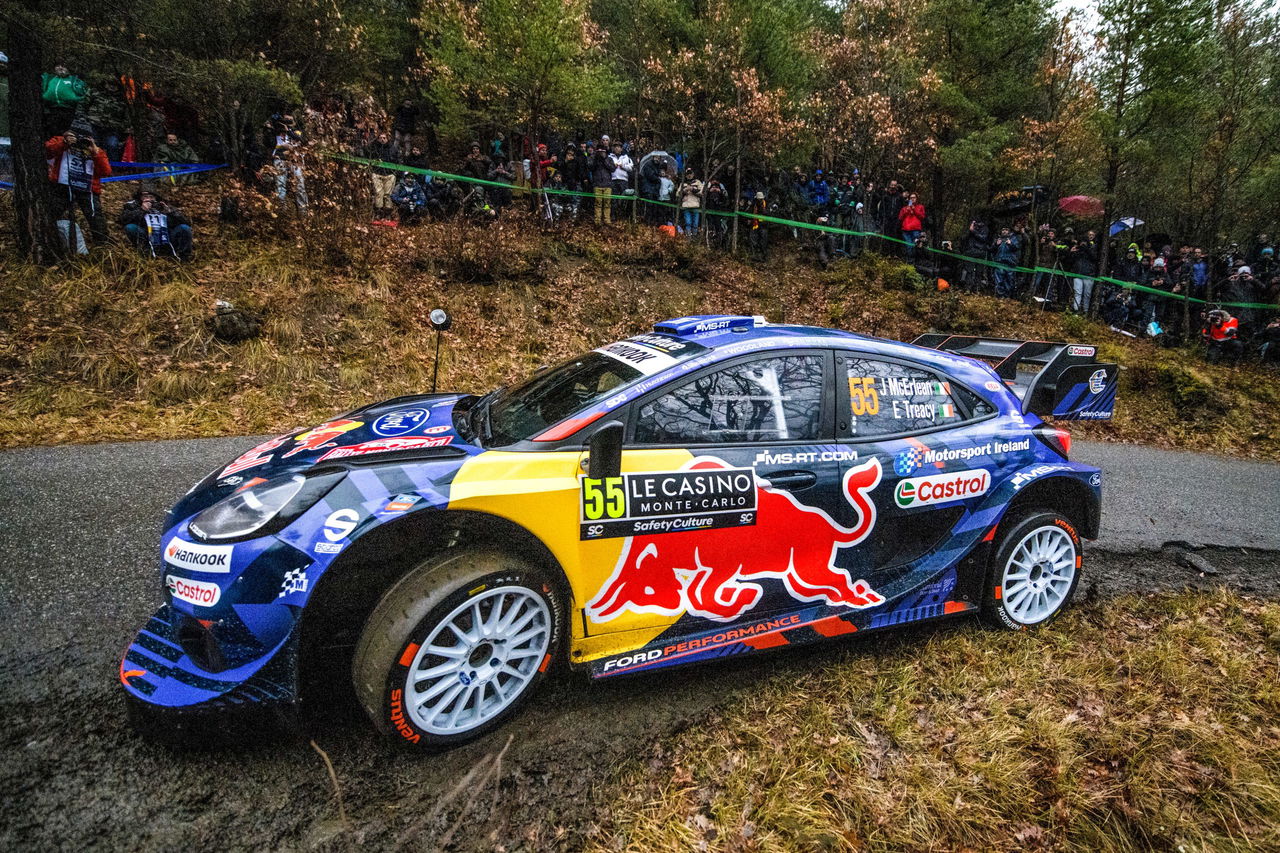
[171,393,480,521]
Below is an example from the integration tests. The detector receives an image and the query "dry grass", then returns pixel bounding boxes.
[1,182,1277,457]
[592,589,1280,852]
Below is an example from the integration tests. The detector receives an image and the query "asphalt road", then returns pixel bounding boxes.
[1,434,1278,850]
[1,435,1277,657]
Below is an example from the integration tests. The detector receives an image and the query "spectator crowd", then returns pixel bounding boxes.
[22,62,1280,366]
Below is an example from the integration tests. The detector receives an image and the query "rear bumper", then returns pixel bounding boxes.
[120,604,299,712]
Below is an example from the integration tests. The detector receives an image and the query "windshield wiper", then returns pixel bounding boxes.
[467,387,502,446]
[481,396,495,444]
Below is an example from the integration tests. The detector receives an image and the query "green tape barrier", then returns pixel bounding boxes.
[331,152,740,216]
[331,153,1276,311]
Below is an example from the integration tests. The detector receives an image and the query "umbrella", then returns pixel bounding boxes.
[1058,195,1104,216]
[1109,216,1145,237]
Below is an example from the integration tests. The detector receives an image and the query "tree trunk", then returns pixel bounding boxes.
[8,22,64,264]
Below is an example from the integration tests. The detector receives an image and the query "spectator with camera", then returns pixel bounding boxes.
[898,191,927,260]
[960,219,991,290]
[1202,308,1243,365]
[391,172,428,225]
[486,159,516,213]
[118,187,193,260]
[677,168,703,237]
[609,142,634,222]
[589,142,613,225]
[991,226,1020,297]
[45,117,112,250]
[1067,230,1098,313]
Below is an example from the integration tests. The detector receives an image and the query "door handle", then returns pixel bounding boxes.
[763,470,818,490]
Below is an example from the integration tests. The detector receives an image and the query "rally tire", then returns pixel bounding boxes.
[353,548,563,750]
[981,511,1082,631]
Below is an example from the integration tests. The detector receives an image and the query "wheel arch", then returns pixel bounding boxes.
[1000,475,1099,540]
[296,509,571,707]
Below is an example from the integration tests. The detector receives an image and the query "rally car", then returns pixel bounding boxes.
[121,316,1117,748]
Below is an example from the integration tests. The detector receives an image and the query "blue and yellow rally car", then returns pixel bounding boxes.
[122,316,1116,748]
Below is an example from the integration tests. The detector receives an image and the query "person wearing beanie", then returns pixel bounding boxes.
[45,115,112,247]
[118,186,194,260]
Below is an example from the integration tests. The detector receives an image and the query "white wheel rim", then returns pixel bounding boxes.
[404,586,551,735]
[1001,525,1076,625]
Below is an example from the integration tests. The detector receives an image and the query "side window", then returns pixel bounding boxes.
[954,384,997,418]
[634,355,825,444]
[844,358,973,437]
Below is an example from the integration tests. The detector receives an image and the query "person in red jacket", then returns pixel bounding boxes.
[45,118,112,246]
[1201,308,1243,365]
[898,191,926,260]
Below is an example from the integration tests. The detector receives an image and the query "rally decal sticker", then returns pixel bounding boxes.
[218,435,289,479]
[586,457,885,623]
[593,333,702,376]
[580,464,757,540]
[166,575,222,607]
[164,538,234,573]
[372,409,428,437]
[597,613,804,675]
[894,468,990,508]
[317,435,452,461]
[283,419,364,458]
[894,437,1031,476]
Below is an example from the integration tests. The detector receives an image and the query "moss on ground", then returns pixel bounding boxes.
[592,589,1280,852]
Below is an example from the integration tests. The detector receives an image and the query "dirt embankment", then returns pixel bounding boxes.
[3,187,1278,459]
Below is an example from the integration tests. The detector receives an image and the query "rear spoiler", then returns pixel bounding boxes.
[911,335,1117,421]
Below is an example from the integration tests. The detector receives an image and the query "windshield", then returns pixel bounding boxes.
[487,353,642,445]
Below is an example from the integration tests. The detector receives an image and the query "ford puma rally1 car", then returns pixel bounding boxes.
[121,317,1117,748]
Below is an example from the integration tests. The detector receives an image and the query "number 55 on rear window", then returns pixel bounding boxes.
[848,376,880,416]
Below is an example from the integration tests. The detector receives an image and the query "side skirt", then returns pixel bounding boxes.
[586,597,978,679]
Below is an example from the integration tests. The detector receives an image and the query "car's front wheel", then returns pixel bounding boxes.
[353,548,562,749]
[981,511,1082,630]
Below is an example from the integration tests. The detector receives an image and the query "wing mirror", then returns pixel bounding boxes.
[586,421,624,480]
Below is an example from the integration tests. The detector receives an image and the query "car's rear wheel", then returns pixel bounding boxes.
[981,511,1081,630]
[352,548,562,749]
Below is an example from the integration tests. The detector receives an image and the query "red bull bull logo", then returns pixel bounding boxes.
[587,458,885,623]
[282,419,364,458]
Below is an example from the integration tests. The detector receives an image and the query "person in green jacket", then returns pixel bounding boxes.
[155,132,200,185]
[42,64,88,135]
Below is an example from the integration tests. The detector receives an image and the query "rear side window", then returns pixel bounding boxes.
[634,355,825,444]
[844,358,973,437]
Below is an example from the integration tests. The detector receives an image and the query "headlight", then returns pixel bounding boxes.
[189,476,306,541]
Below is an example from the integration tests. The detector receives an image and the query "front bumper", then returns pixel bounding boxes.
[120,604,299,712]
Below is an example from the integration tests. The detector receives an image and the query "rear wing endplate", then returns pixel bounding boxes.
[911,335,1117,421]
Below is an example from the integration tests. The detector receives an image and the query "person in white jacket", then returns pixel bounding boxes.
[608,142,633,221]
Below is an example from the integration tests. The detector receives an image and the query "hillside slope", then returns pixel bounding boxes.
[2,194,1277,458]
